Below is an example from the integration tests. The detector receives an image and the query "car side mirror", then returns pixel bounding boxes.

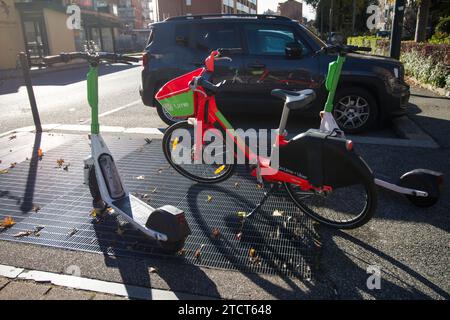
[285,42,303,59]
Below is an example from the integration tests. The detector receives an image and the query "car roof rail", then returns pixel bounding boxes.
[165,14,292,22]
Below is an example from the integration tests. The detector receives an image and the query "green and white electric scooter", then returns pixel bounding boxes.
[318,45,443,207]
[44,51,191,253]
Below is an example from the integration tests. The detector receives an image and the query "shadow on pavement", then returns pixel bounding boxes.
[92,215,220,299]
[319,228,450,299]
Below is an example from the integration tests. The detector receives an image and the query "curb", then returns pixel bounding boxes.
[392,116,439,149]
[0,264,212,300]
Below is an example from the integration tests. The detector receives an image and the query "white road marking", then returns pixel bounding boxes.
[80,99,141,124]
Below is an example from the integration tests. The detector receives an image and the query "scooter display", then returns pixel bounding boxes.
[43,51,191,253]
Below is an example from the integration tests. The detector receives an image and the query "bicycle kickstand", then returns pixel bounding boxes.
[246,183,278,218]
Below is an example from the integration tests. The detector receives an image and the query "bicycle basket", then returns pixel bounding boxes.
[155,68,204,118]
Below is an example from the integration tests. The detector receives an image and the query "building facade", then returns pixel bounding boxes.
[0,0,121,70]
[278,0,302,21]
[117,0,143,29]
[150,0,257,22]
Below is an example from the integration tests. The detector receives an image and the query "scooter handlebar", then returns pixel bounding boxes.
[43,52,139,66]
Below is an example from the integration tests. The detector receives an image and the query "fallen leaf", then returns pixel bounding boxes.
[249,248,256,258]
[37,148,43,157]
[194,244,205,259]
[136,175,145,180]
[150,187,157,193]
[14,231,32,238]
[0,216,15,229]
[235,232,243,241]
[237,211,247,218]
[56,158,65,167]
[9,162,17,169]
[272,209,284,217]
[9,135,16,140]
[33,226,44,236]
[256,183,263,189]
[149,267,158,273]
[145,138,152,144]
[89,209,98,218]
[68,228,78,237]
[157,168,163,175]
[214,165,225,175]
[250,255,261,265]
[206,195,213,202]
[63,164,70,171]
[0,169,8,174]
[234,182,240,189]
[32,205,41,213]
[211,227,221,239]
[116,227,125,236]
[106,207,115,214]
[177,249,187,256]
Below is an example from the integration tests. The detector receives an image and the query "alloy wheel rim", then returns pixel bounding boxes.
[334,95,370,130]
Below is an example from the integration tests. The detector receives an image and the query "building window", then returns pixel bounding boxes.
[186,0,192,5]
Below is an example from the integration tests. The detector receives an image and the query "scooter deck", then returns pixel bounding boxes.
[112,194,154,226]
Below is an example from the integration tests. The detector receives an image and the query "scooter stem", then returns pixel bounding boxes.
[87,65,100,134]
[324,55,345,113]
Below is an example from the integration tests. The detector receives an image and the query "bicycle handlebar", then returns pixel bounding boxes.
[43,52,140,66]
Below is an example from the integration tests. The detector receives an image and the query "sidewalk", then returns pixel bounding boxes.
[0,276,126,300]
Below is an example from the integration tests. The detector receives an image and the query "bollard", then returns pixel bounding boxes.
[18,52,42,133]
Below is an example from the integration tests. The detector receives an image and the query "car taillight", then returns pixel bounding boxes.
[142,52,148,67]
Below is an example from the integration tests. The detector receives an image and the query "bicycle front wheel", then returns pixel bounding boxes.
[284,177,377,229]
[162,121,235,184]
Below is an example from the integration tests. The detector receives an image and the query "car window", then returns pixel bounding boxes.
[244,24,309,56]
[174,23,240,51]
[192,23,240,52]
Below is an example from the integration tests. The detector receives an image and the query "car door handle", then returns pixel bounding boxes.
[248,63,266,69]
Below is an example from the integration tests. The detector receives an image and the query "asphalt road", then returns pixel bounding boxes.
[0,63,163,133]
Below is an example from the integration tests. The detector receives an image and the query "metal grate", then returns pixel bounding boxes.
[0,134,321,279]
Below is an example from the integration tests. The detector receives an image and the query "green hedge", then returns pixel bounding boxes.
[347,36,450,90]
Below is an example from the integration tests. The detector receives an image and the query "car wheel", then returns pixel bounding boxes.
[333,88,378,134]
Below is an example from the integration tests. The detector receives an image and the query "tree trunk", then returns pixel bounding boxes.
[415,0,431,42]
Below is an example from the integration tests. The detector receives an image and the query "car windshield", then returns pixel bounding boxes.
[298,24,326,49]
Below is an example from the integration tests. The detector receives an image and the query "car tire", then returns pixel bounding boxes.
[333,87,379,134]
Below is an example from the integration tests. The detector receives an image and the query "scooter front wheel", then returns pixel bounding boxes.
[162,121,235,184]
[284,178,377,229]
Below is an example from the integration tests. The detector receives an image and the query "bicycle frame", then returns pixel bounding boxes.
[190,51,331,192]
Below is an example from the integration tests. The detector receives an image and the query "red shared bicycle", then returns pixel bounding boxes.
[157,49,377,229]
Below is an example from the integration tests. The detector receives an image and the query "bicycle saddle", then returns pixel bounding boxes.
[271,89,316,111]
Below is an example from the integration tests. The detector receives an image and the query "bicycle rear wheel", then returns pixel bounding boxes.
[284,177,377,229]
[162,121,235,184]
